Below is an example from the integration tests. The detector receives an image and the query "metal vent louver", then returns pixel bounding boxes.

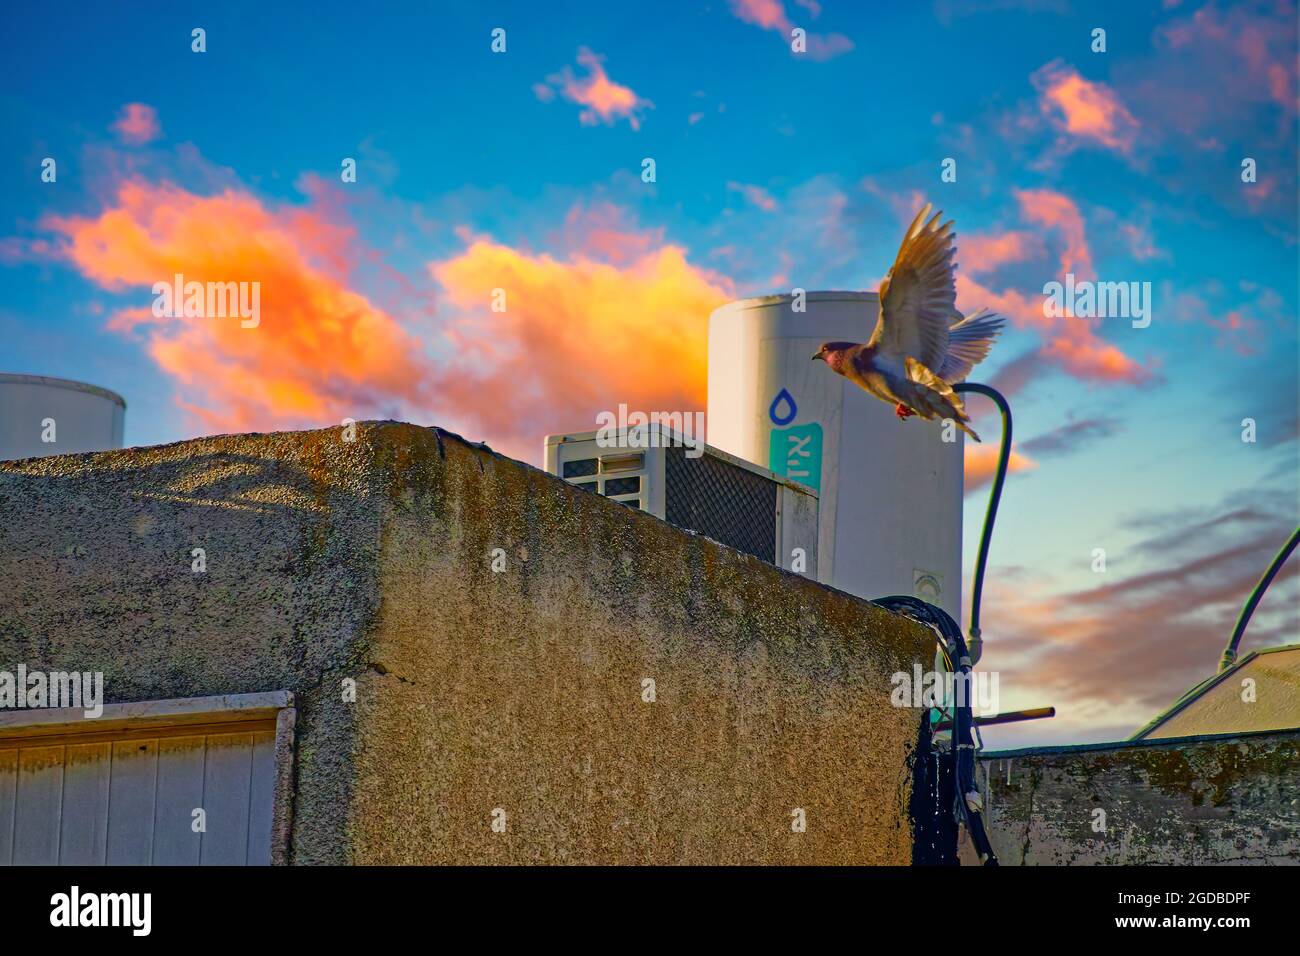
[664,446,776,562]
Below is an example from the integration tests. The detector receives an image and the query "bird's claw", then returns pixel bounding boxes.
[895,403,915,421]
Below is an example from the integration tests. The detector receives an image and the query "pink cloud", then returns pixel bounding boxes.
[731,0,787,29]
[111,103,162,145]
[972,502,1299,742]
[1013,188,1094,279]
[1156,1,1298,121]
[536,48,653,130]
[726,181,778,212]
[727,0,853,61]
[1119,222,1163,261]
[1128,2,1297,157]
[552,201,665,266]
[960,231,1042,273]
[1030,60,1139,156]
[954,189,1149,385]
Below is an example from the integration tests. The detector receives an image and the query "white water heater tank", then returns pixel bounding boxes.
[0,373,126,462]
[707,292,963,619]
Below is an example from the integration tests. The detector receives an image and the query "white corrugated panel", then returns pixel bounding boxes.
[0,722,276,866]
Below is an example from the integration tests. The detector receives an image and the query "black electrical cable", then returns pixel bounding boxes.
[870,383,1012,866]
[1219,523,1300,672]
[873,595,998,866]
[953,382,1012,646]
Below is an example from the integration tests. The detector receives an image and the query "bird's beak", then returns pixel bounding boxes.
[811,352,824,362]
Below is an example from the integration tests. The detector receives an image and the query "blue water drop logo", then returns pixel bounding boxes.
[768,388,797,426]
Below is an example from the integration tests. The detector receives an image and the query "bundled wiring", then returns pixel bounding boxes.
[874,595,998,866]
[872,383,1011,866]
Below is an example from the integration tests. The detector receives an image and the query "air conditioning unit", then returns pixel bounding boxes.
[544,425,819,580]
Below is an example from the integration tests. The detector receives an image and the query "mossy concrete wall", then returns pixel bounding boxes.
[972,731,1300,865]
[0,422,935,864]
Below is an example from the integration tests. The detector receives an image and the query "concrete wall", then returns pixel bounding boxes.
[975,730,1300,865]
[0,422,936,864]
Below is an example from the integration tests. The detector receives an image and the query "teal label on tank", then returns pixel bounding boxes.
[769,422,822,492]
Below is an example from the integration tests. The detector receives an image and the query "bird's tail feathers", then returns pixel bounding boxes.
[905,357,981,442]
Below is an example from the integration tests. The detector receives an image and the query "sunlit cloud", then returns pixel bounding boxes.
[727,0,853,60]
[1031,60,1139,156]
[35,176,735,463]
[965,442,1036,493]
[111,103,162,145]
[429,218,734,461]
[41,180,433,433]
[1013,188,1094,279]
[956,188,1151,384]
[535,48,653,130]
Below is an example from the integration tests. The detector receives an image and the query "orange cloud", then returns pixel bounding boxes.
[36,176,734,462]
[1040,336,1149,382]
[727,0,853,60]
[537,48,653,130]
[964,443,1035,493]
[42,181,433,433]
[429,231,733,461]
[111,103,162,145]
[1031,60,1138,155]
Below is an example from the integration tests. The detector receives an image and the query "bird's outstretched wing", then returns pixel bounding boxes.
[939,308,1006,382]
[868,204,956,374]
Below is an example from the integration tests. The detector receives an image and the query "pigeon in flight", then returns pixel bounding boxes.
[812,204,1004,441]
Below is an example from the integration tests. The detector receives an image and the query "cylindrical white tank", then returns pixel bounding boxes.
[708,292,963,619]
[0,373,126,461]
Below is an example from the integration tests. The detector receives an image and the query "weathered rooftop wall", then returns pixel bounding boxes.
[0,422,935,864]
[972,730,1300,865]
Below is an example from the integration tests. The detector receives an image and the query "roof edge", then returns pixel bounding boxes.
[984,725,1300,760]
[0,373,127,409]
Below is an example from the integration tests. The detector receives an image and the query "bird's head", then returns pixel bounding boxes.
[812,342,857,374]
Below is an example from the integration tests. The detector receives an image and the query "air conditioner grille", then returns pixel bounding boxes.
[603,476,640,496]
[664,447,776,563]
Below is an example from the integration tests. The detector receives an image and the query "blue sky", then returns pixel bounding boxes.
[2,0,1297,745]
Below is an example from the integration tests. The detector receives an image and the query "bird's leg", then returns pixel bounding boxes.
[895,403,915,421]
